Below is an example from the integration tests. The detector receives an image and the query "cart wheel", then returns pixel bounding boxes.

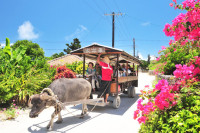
[113,95,120,109]
[128,86,136,98]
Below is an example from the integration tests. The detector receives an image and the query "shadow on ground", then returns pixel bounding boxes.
[72,93,139,116]
[28,112,102,133]
[27,93,139,133]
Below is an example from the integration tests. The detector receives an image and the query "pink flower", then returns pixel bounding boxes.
[145,85,149,88]
[13,104,16,106]
[169,39,173,45]
[134,110,140,119]
[174,48,176,51]
[161,46,166,50]
[169,3,173,7]
[154,79,169,92]
[156,57,160,61]
[138,116,147,124]
[155,90,176,110]
[13,100,15,102]
[173,0,177,3]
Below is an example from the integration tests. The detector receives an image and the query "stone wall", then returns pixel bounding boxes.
[157,74,177,85]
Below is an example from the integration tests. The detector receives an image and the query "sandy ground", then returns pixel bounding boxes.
[0,72,155,133]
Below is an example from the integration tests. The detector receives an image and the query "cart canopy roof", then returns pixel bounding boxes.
[71,43,141,65]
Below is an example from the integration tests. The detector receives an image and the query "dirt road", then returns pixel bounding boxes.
[0,72,155,133]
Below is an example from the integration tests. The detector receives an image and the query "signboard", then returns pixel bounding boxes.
[83,47,105,53]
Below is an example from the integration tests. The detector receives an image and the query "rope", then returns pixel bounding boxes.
[64,81,111,118]
[86,81,111,115]
[41,82,111,118]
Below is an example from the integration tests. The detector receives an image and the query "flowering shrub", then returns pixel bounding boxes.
[0,100,21,120]
[154,0,200,75]
[134,0,200,132]
[135,58,200,132]
[155,42,199,75]
[54,65,76,79]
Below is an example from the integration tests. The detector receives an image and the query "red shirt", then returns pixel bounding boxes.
[99,61,113,81]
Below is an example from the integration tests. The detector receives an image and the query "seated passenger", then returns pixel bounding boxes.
[114,64,122,77]
[127,65,132,76]
[95,63,101,90]
[86,62,98,92]
[121,64,126,77]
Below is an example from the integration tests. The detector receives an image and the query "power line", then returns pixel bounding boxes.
[102,0,112,13]
[1,39,169,45]
[126,14,163,27]
[120,15,132,38]
[83,0,102,16]
[112,0,121,13]
[81,16,104,42]
[115,17,131,40]
[93,0,106,14]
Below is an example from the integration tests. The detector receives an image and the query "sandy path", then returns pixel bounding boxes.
[0,72,155,133]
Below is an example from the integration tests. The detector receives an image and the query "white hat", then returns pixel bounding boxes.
[102,56,110,64]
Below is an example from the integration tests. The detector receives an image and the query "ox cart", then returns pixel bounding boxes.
[71,43,141,109]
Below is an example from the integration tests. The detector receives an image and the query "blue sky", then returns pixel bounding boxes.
[0,0,184,60]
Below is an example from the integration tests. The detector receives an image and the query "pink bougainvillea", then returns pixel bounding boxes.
[134,99,155,124]
[163,0,200,43]
[134,0,200,124]
[155,90,177,110]
[174,56,200,82]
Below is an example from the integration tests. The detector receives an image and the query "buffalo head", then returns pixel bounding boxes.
[28,93,56,118]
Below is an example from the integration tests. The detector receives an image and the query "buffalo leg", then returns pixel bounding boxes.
[55,111,63,124]
[80,103,88,118]
[47,106,61,130]
[47,111,56,130]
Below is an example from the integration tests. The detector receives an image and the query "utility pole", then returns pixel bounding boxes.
[105,12,123,48]
[133,38,135,57]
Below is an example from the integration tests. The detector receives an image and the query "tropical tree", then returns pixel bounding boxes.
[12,40,44,58]
[0,38,56,105]
[64,38,81,54]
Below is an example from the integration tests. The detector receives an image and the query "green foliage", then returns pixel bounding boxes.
[148,60,161,70]
[157,42,200,75]
[0,38,56,105]
[139,82,200,133]
[140,54,151,69]
[3,38,11,57]
[49,52,65,60]
[12,40,44,58]
[66,61,88,75]
[64,38,81,54]
[140,60,150,69]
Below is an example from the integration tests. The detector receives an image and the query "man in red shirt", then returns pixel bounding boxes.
[97,54,113,103]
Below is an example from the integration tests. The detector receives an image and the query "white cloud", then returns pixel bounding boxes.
[141,22,150,26]
[138,52,146,60]
[0,43,14,47]
[0,43,5,47]
[150,55,157,60]
[18,21,39,40]
[65,25,88,41]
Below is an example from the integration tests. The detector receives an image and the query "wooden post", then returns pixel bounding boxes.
[137,65,139,76]
[116,54,119,95]
[126,61,128,76]
[133,63,135,75]
[83,54,85,78]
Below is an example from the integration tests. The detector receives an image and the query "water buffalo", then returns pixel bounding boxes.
[28,78,91,130]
